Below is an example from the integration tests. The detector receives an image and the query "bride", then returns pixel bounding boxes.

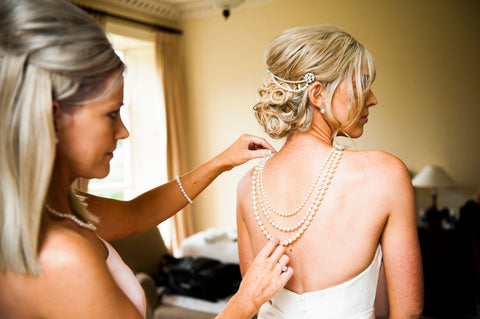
[236,24,423,318]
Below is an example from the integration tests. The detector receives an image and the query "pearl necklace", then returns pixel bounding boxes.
[257,147,337,218]
[252,145,344,246]
[45,203,97,231]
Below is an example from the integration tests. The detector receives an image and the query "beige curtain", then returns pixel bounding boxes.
[155,32,194,253]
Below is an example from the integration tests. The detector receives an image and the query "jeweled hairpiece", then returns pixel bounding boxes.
[268,69,316,93]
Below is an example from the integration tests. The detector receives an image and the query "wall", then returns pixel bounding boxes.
[178,0,480,232]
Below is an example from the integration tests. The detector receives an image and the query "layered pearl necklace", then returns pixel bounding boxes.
[45,203,97,231]
[252,145,344,246]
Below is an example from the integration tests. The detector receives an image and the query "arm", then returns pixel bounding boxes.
[216,240,293,319]
[83,134,275,241]
[380,157,424,318]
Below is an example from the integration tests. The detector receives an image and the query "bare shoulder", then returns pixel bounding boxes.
[0,228,110,318]
[341,149,413,212]
[38,229,111,304]
[351,152,416,212]
[39,227,104,272]
[36,228,139,318]
[346,149,411,183]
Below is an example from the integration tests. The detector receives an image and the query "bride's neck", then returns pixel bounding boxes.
[285,127,333,149]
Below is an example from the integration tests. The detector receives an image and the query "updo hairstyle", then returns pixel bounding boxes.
[0,0,124,274]
[254,24,376,139]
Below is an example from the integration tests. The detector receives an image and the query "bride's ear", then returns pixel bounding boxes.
[308,82,325,111]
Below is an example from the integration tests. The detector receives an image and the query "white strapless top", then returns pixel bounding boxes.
[258,244,383,319]
[101,238,147,318]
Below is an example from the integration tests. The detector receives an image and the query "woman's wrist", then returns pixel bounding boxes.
[234,288,259,315]
[175,175,193,204]
[212,151,236,172]
[217,291,257,319]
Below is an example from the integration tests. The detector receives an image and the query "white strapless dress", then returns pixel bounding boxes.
[258,244,382,319]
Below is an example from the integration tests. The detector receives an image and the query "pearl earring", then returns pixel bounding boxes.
[320,108,326,114]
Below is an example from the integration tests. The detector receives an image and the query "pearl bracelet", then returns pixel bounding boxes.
[175,175,193,204]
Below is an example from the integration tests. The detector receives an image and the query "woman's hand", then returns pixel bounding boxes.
[238,239,293,309]
[215,134,276,171]
[216,240,293,319]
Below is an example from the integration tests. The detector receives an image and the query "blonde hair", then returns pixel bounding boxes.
[254,24,376,139]
[0,0,124,274]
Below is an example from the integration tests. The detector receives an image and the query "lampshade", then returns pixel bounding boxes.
[412,165,455,189]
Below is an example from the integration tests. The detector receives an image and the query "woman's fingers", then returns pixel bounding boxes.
[277,254,290,269]
[269,243,286,262]
[280,264,294,283]
[255,239,290,273]
[245,135,276,153]
[218,134,276,170]
[256,238,281,258]
[244,135,276,159]
[278,254,289,266]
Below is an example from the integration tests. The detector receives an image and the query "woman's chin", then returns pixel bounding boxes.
[88,167,110,180]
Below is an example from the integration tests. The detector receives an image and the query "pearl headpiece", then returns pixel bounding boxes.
[268,69,316,93]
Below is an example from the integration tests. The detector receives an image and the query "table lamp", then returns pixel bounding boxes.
[412,165,455,228]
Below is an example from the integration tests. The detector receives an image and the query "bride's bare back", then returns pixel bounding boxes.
[237,137,422,315]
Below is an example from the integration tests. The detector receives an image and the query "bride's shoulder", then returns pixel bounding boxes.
[344,149,410,182]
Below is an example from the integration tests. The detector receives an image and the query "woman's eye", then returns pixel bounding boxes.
[108,110,120,120]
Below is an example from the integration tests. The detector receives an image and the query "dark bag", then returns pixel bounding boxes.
[159,255,242,301]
